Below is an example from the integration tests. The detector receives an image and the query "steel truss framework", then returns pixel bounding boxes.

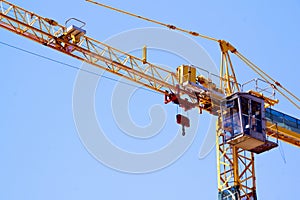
[1,1,300,200]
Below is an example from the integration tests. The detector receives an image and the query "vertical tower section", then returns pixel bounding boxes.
[216,116,257,200]
[217,40,258,200]
[217,91,277,199]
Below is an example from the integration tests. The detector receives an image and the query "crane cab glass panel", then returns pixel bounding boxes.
[221,93,266,151]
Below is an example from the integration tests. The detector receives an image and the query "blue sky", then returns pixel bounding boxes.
[1,0,300,199]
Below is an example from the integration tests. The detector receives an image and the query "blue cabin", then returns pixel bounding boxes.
[221,92,277,153]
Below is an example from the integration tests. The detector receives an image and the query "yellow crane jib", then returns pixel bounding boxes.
[1,1,300,200]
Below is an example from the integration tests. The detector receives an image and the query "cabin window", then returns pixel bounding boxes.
[222,98,242,138]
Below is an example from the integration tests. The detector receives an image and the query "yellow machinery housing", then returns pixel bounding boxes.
[176,65,196,85]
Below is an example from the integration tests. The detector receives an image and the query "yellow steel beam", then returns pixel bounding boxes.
[0,0,206,108]
[266,121,300,147]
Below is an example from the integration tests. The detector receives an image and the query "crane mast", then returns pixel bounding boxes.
[1,1,300,199]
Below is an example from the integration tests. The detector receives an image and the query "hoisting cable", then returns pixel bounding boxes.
[85,0,219,42]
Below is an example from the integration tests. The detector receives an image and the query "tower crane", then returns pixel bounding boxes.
[1,1,300,199]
